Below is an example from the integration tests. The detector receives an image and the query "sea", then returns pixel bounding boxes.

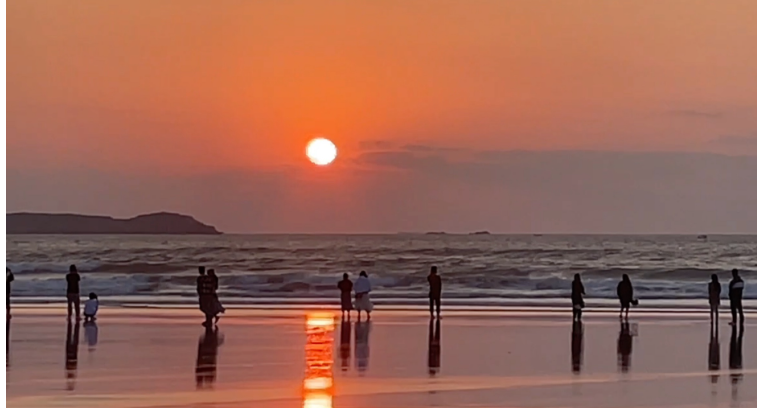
[5,234,757,309]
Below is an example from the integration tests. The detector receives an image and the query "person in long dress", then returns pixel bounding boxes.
[571,274,585,322]
[337,273,353,319]
[354,271,373,321]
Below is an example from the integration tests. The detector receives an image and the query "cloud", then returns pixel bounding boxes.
[709,134,757,147]
[667,109,724,119]
[358,140,396,151]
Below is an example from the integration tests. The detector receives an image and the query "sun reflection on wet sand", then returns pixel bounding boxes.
[303,313,335,408]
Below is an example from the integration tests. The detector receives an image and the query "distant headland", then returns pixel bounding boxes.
[6,212,221,235]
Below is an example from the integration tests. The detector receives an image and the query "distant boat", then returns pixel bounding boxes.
[697,234,708,241]
[533,234,543,237]
[469,231,491,235]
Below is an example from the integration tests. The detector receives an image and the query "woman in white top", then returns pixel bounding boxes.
[354,271,373,320]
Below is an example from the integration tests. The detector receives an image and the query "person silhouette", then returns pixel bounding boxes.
[571,321,584,374]
[616,274,634,320]
[428,266,442,319]
[339,316,352,372]
[65,321,80,391]
[728,269,745,326]
[708,274,721,324]
[427,318,441,376]
[337,273,353,320]
[6,268,14,318]
[617,320,632,372]
[354,320,371,374]
[571,274,585,322]
[195,325,223,388]
[65,265,81,321]
[708,320,720,384]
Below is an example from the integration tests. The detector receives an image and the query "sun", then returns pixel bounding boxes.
[306,138,338,166]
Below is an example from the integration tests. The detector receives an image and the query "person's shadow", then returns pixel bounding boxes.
[339,317,351,372]
[571,321,584,374]
[195,325,223,389]
[728,323,744,402]
[354,321,371,374]
[708,321,720,385]
[617,321,632,373]
[427,318,441,376]
[65,321,80,391]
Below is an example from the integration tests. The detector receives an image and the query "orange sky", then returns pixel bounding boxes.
[6,1,757,232]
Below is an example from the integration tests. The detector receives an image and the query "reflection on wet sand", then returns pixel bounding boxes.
[84,321,99,352]
[6,317,11,367]
[304,313,335,408]
[708,321,720,386]
[65,321,80,391]
[617,321,632,373]
[729,323,744,403]
[339,317,351,372]
[428,318,441,376]
[195,325,223,389]
[355,321,371,374]
[571,321,583,374]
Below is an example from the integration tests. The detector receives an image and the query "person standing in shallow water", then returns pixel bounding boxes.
[196,266,214,326]
[728,269,745,326]
[354,271,373,321]
[708,274,721,324]
[337,273,353,319]
[427,266,442,318]
[7,268,14,318]
[571,274,585,321]
[616,274,633,320]
[66,265,81,320]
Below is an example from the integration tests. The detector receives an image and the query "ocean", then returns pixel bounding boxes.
[5,234,757,308]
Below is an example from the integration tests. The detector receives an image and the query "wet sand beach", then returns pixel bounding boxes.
[5,307,757,408]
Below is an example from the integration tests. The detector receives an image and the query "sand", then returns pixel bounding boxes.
[5,307,757,408]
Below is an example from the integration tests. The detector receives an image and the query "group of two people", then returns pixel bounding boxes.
[196,266,225,326]
[571,269,746,324]
[337,266,444,320]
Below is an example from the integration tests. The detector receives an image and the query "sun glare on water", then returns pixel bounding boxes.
[306,138,338,166]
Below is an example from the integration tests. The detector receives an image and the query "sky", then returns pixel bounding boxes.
[6,1,757,233]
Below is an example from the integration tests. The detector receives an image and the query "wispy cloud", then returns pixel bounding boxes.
[667,109,724,119]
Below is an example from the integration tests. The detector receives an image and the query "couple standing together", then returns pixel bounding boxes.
[338,266,443,320]
[196,266,225,326]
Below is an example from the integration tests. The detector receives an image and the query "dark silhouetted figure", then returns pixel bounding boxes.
[427,318,441,376]
[571,321,584,374]
[207,269,225,324]
[337,274,353,319]
[66,265,81,320]
[65,321,80,391]
[571,274,585,321]
[354,320,371,374]
[728,269,745,326]
[196,266,214,326]
[6,268,14,318]
[708,320,720,384]
[84,321,99,352]
[616,274,634,320]
[728,323,744,401]
[708,274,721,324]
[428,266,442,318]
[339,316,352,371]
[617,320,632,372]
[195,325,223,388]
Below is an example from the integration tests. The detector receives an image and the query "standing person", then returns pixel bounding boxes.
[571,274,586,321]
[207,269,225,323]
[196,266,214,326]
[337,273,353,319]
[354,271,373,321]
[616,274,633,320]
[708,274,721,324]
[728,269,745,326]
[427,266,442,318]
[66,265,81,320]
[6,268,14,317]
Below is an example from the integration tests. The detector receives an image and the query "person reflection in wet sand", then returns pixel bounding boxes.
[428,318,441,376]
[571,321,584,374]
[728,323,744,401]
[84,321,99,352]
[617,320,632,372]
[354,320,371,374]
[195,325,223,389]
[339,316,351,372]
[708,320,720,385]
[65,321,80,391]
[6,316,11,367]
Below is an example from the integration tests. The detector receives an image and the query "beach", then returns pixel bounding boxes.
[5,307,756,408]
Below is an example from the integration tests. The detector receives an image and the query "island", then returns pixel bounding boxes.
[6,212,221,235]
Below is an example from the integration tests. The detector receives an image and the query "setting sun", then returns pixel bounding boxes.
[306,138,337,166]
